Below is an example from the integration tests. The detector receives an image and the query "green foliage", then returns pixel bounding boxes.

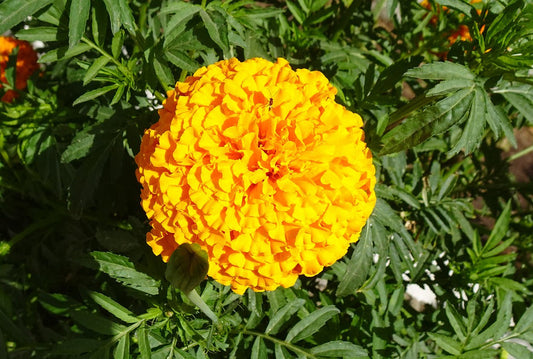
[0,0,532,358]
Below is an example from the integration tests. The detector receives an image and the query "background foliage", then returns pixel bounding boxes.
[0,0,533,358]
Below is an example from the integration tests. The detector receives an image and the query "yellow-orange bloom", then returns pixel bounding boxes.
[0,36,38,103]
[135,58,376,294]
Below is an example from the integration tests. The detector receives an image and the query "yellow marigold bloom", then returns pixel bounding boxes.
[0,36,38,103]
[135,58,376,294]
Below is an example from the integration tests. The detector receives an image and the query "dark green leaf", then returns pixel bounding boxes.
[90,251,160,295]
[336,222,374,296]
[251,337,268,359]
[199,8,230,55]
[445,303,466,341]
[309,341,368,357]
[436,0,475,16]
[86,291,138,324]
[38,43,92,63]
[265,298,305,335]
[405,62,475,81]
[83,56,110,85]
[285,305,340,343]
[428,333,461,355]
[16,27,60,42]
[515,305,533,334]
[114,334,130,359]
[69,0,91,47]
[53,339,102,355]
[70,310,127,335]
[61,132,95,163]
[0,0,54,35]
[165,50,200,73]
[73,84,119,106]
[137,326,152,359]
[484,201,511,252]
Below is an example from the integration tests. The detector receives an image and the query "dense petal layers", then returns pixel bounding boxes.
[0,36,38,102]
[136,58,376,294]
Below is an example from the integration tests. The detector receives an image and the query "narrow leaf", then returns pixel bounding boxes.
[285,305,340,343]
[73,84,119,106]
[428,333,462,355]
[86,291,138,324]
[83,56,110,85]
[137,326,151,359]
[38,43,92,63]
[309,341,368,357]
[70,310,127,336]
[405,62,475,81]
[265,298,305,335]
[69,0,91,47]
[0,0,54,35]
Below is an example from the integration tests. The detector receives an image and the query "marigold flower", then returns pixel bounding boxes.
[135,58,376,294]
[0,36,38,103]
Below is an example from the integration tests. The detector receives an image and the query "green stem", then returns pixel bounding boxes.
[508,144,533,162]
[186,289,219,324]
[243,330,318,359]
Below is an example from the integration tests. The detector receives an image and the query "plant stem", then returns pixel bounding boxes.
[81,37,133,81]
[243,329,318,359]
[508,144,533,162]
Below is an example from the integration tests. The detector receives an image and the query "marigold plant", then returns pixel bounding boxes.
[135,58,376,294]
[0,36,38,102]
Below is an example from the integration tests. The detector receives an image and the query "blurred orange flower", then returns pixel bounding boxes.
[0,36,38,102]
[135,58,376,294]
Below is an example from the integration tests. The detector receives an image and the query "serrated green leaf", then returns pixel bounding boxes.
[310,341,368,357]
[484,201,511,253]
[69,0,90,47]
[265,299,305,335]
[86,291,138,324]
[61,132,95,163]
[165,50,200,74]
[73,84,119,106]
[336,222,373,296]
[274,343,293,359]
[251,337,268,359]
[153,57,174,89]
[16,27,60,42]
[0,0,54,35]
[111,30,125,59]
[428,333,461,355]
[199,8,229,55]
[445,303,467,341]
[496,85,533,124]
[165,243,208,294]
[83,56,110,85]
[427,79,474,96]
[450,87,485,154]
[515,305,533,334]
[137,326,151,359]
[114,334,130,359]
[90,251,160,295]
[286,0,305,24]
[39,43,92,63]
[484,92,517,147]
[380,88,473,155]
[466,293,512,350]
[102,0,133,34]
[285,305,340,343]
[405,62,475,81]
[70,310,127,335]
